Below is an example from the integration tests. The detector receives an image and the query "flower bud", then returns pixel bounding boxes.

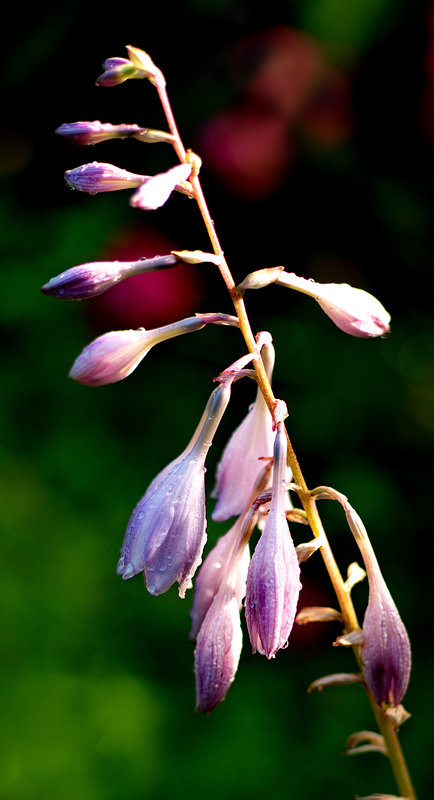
[65,162,146,194]
[194,589,243,713]
[344,505,411,706]
[276,272,391,338]
[55,121,145,145]
[245,423,301,658]
[69,316,205,386]
[41,255,179,301]
[118,383,231,597]
[129,163,192,211]
[190,519,250,640]
[211,342,276,521]
[96,57,143,87]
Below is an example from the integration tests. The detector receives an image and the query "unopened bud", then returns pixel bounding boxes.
[55,121,145,145]
[96,57,143,87]
[65,162,145,193]
[237,266,284,293]
[276,272,391,338]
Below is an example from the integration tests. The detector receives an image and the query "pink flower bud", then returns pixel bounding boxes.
[129,163,192,211]
[276,272,391,338]
[41,255,178,300]
[56,121,145,145]
[118,384,232,597]
[194,589,243,713]
[190,519,250,640]
[69,316,205,386]
[211,342,277,521]
[64,162,145,194]
[245,424,301,658]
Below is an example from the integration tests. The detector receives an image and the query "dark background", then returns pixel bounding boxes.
[1,0,433,797]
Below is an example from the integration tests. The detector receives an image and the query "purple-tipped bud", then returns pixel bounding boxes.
[190,520,250,640]
[129,163,192,211]
[64,162,145,193]
[245,424,301,658]
[96,57,143,87]
[212,343,277,521]
[69,316,205,386]
[276,272,391,338]
[118,384,231,597]
[194,589,243,712]
[362,578,411,706]
[55,121,145,145]
[344,504,411,706]
[41,255,178,301]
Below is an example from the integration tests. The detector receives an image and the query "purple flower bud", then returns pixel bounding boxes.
[190,519,250,640]
[69,316,205,386]
[64,162,145,194]
[276,272,391,338]
[362,579,411,706]
[41,255,178,300]
[129,163,192,211]
[96,57,142,87]
[118,384,232,597]
[344,504,411,706]
[194,585,243,712]
[55,121,145,145]
[211,343,277,521]
[245,424,301,658]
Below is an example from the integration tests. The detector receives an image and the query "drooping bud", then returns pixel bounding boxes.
[64,162,145,193]
[345,505,411,706]
[96,57,144,87]
[276,271,391,338]
[41,255,179,300]
[245,423,301,658]
[129,163,192,211]
[194,588,243,713]
[211,341,277,521]
[118,383,231,597]
[190,518,250,641]
[69,316,205,386]
[55,121,145,145]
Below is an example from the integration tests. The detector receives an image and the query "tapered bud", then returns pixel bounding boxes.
[118,384,231,597]
[65,162,145,193]
[345,505,411,706]
[55,121,144,145]
[41,255,179,300]
[69,316,205,386]
[276,272,391,338]
[129,163,192,211]
[245,424,301,658]
[190,519,250,640]
[212,342,277,521]
[96,57,144,87]
[194,589,243,712]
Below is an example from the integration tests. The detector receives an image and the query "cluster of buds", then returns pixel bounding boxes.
[43,46,410,729]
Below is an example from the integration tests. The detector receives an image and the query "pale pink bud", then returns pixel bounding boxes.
[129,163,192,211]
[65,162,145,193]
[118,384,232,597]
[276,272,391,338]
[245,424,301,658]
[56,121,145,145]
[194,589,243,712]
[211,343,277,521]
[190,519,250,640]
[69,316,205,386]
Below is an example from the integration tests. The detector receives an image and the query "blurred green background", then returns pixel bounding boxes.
[1,1,433,798]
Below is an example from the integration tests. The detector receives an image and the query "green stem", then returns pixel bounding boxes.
[156,76,416,800]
